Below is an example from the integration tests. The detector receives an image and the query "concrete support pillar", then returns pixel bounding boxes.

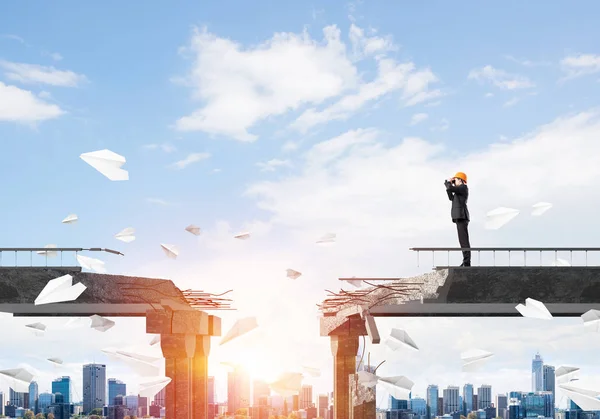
[146,308,221,419]
[331,334,359,419]
[349,374,376,419]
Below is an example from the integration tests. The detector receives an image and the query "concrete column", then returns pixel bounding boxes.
[160,333,196,419]
[349,373,376,419]
[192,334,211,419]
[331,334,359,419]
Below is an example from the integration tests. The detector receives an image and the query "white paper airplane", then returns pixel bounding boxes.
[515,298,553,320]
[0,368,35,393]
[185,225,201,236]
[160,244,179,259]
[269,372,303,397]
[558,384,600,411]
[101,348,160,377]
[385,328,419,351]
[556,366,580,384]
[149,335,160,346]
[342,277,363,287]
[90,315,115,332]
[220,317,258,346]
[581,309,600,332]
[485,207,520,230]
[47,358,63,365]
[62,214,78,224]
[115,227,135,243]
[25,322,46,337]
[461,349,494,372]
[138,377,172,399]
[378,376,414,400]
[234,232,250,240]
[316,233,336,245]
[301,366,321,377]
[551,258,571,267]
[34,274,87,305]
[115,350,161,364]
[77,255,106,273]
[37,244,58,258]
[357,371,379,388]
[286,269,302,280]
[80,149,129,181]
[531,202,553,216]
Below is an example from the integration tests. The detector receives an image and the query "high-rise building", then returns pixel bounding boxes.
[532,352,544,392]
[477,385,492,409]
[390,396,408,410]
[463,384,474,414]
[300,384,313,410]
[0,391,3,416]
[227,366,251,414]
[318,394,329,418]
[83,363,106,414]
[543,365,555,409]
[443,386,460,414]
[52,376,72,404]
[125,395,139,412]
[107,378,126,406]
[411,397,427,416]
[38,393,55,412]
[253,380,271,407]
[139,396,148,416]
[496,393,508,418]
[438,397,443,416]
[154,388,165,407]
[9,388,25,408]
[208,376,216,419]
[426,385,439,419]
[522,392,553,418]
[28,381,38,413]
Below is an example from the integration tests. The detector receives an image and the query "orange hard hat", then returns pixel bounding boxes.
[453,172,467,183]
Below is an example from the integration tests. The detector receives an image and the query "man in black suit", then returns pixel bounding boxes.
[444,172,471,266]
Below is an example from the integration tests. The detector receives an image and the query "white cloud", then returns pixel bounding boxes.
[0,82,64,122]
[503,97,520,107]
[1,34,25,43]
[0,61,87,87]
[409,113,428,126]
[282,140,300,152]
[256,158,293,172]
[42,51,64,62]
[348,23,395,59]
[485,92,494,98]
[143,143,177,153]
[169,152,211,169]
[468,65,535,90]
[560,54,600,80]
[145,198,176,206]
[174,25,359,141]
[430,118,449,132]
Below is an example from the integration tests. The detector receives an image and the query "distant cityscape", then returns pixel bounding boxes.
[0,352,597,418]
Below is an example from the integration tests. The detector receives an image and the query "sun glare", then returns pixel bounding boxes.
[233,347,281,383]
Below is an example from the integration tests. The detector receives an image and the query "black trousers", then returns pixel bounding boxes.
[456,220,471,265]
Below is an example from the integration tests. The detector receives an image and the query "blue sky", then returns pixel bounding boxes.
[1,0,600,410]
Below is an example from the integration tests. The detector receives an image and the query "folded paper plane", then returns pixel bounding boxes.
[77,255,106,273]
[485,207,520,230]
[385,328,419,351]
[25,322,46,337]
[101,348,160,377]
[115,227,135,243]
[34,274,87,305]
[149,335,160,346]
[378,376,414,400]
[115,350,161,364]
[62,214,78,224]
[515,298,553,320]
[138,377,172,399]
[185,224,201,236]
[80,149,129,181]
[531,202,553,216]
[342,277,363,288]
[90,315,115,332]
[316,233,336,245]
[461,349,494,372]
[37,244,58,258]
[286,269,302,279]
[0,368,35,393]
[160,244,179,259]
[357,371,378,388]
[269,372,303,397]
[47,357,63,365]
[234,232,250,240]
[581,309,600,332]
[556,366,580,384]
[558,384,600,411]
[302,366,321,377]
[220,317,258,346]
